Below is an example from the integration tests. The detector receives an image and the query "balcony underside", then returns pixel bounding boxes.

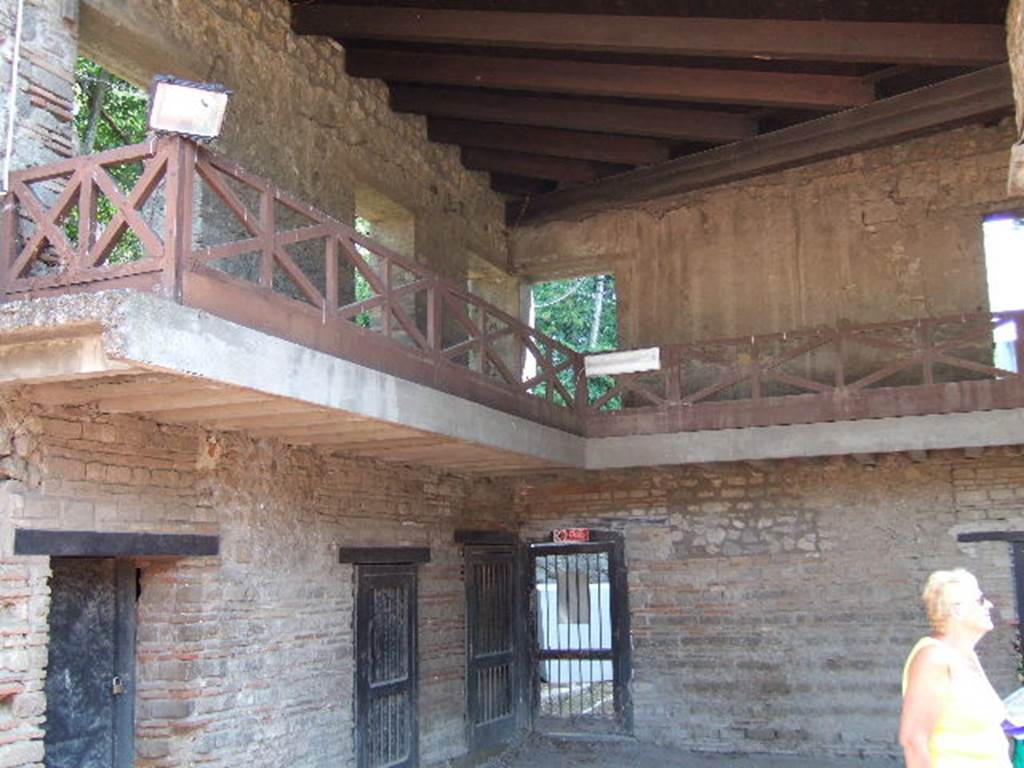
[4,290,1024,473]
[0,291,583,474]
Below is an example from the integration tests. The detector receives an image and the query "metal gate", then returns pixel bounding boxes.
[530,538,630,735]
[465,545,519,751]
[356,564,418,768]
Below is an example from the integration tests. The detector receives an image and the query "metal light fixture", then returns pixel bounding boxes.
[584,347,661,377]
[147,75,232,140]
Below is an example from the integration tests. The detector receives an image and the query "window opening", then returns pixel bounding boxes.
[528,274,618,406]
[349,188,417,341]
[983,215,1024,372]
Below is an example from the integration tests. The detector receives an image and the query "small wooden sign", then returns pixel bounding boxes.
[553,528,590,543]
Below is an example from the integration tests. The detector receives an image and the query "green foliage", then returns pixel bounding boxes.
[351,216,377,328]
[533,275,618,353]
[70,58,149,264]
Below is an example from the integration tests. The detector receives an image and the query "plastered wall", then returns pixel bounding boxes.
[513,120,1024,349]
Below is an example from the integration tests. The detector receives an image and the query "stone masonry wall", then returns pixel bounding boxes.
[77,0,511,289]
[512,120,1024,349]
[0,394,514,767]
[515,450,1024,760]
[5,0,517,312]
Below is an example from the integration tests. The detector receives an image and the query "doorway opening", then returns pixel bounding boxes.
[529,535,630,736]
[983,213,1024,372]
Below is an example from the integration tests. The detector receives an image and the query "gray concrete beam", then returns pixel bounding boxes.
[585,409,1024,469]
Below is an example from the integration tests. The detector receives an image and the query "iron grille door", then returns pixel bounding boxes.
[356,565,419,768]
[530,540,631,735]
[466,546,518,751]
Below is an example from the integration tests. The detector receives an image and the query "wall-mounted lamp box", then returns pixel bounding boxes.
[584,347,661,377]
[148,76,232,140]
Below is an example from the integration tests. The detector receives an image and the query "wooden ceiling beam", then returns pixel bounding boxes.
[489,174,556,196]
[461,148,615,183]
[392,85,757,142]
[428,118,670,165]
[292,6,1007,66]
[347,50,876,109]
[513,65,1013,225]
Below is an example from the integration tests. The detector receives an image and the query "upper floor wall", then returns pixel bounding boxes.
[1,0,516,308]
[512,120,1024,349]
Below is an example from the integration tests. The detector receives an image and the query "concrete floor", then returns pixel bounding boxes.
[459,736,900,768]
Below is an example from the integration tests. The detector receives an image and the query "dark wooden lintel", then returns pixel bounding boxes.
[13,528,220,557]
[957,531,1024,543]
[292,6,1007,66]
[454,529,518,545]
[339,546,431,564]
[392,85,757,143]
[515,65,1013,225]
[348,50,876,110]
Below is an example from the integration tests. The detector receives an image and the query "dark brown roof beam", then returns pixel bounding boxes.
[514,64,1014,225]
[461,148,621,184]
[347,50,876,110]
[392,85,757,143]
[292,6,1007,66]
[489,174,556,197]
[429,118,671,166]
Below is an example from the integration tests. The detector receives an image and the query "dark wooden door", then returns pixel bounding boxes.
[44,558,136,768]
[465,545,519,752]
[356,564,419,768]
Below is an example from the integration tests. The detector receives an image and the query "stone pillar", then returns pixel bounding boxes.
[0,0,78,180]
[1010,0,1024,194]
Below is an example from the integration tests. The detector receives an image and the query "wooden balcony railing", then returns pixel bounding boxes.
[0,136,585,432]
[585,311,1024,437]
[5,137,1024,443]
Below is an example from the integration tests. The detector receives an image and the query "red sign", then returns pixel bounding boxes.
[553,528,591,543]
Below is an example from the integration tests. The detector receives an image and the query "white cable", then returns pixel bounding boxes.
[1,0,27,193]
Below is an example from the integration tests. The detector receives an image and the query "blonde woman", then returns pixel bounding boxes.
[900,568,1012,768]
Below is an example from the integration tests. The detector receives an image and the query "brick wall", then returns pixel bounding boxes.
[516,450,1024,760]
[0,395,514,767]
[0,0,77,174]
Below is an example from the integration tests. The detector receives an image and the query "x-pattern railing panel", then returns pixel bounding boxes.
[590,311,1024,416]
[3,139,170,293]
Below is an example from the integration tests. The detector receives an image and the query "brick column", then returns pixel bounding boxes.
[0,0,78,179]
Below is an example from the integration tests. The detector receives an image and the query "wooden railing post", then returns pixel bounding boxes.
[162,136,196,303]
[0,190,14,301]
[575,356,589,416]
[920,319,935,386]
[426,279,442,354]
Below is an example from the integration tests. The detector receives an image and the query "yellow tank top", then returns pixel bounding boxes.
[902,637,1011,768]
